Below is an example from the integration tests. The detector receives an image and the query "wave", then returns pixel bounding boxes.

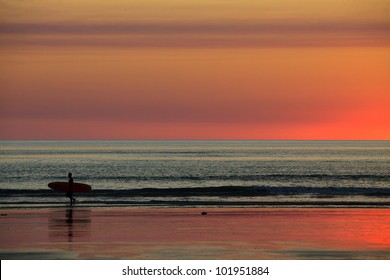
[1,185,390,198]
[82,174,390,182]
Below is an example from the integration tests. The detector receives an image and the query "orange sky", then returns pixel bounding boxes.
[0,0,389,140]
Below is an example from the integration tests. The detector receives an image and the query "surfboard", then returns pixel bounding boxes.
[48,182,92,193]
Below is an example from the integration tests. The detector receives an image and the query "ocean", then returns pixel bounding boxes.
[0,140,389,209]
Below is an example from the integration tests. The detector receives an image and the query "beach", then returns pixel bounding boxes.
[1,207,390,260]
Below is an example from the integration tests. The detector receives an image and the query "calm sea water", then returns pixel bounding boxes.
[0,140,389,208]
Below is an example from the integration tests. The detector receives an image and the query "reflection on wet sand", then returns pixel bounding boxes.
[1,208,389,259]
[49,208,91,242]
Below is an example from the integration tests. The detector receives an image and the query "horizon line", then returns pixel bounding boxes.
[0,139,389,142]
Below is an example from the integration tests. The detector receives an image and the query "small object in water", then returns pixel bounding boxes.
[201,211,207,215]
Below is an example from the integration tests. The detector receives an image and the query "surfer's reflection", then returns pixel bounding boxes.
[49,208,91,242]
[66,209,74,240]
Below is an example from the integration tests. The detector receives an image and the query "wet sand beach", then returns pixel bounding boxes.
[1,208,390,260]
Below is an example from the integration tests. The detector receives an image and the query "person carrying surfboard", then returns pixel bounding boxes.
[48,178,91,203]
[66,173,76,205]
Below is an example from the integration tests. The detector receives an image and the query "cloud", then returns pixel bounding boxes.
[1,21,389,48]
[0,92,351,125]
[1,21,388,34]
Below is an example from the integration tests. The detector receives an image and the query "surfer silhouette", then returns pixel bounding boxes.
[66,173,76,205]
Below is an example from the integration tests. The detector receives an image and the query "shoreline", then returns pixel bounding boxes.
[1,207,390,260]
[1,201,390,210]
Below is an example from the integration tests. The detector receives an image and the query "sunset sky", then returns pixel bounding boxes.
[0,0,389,140]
